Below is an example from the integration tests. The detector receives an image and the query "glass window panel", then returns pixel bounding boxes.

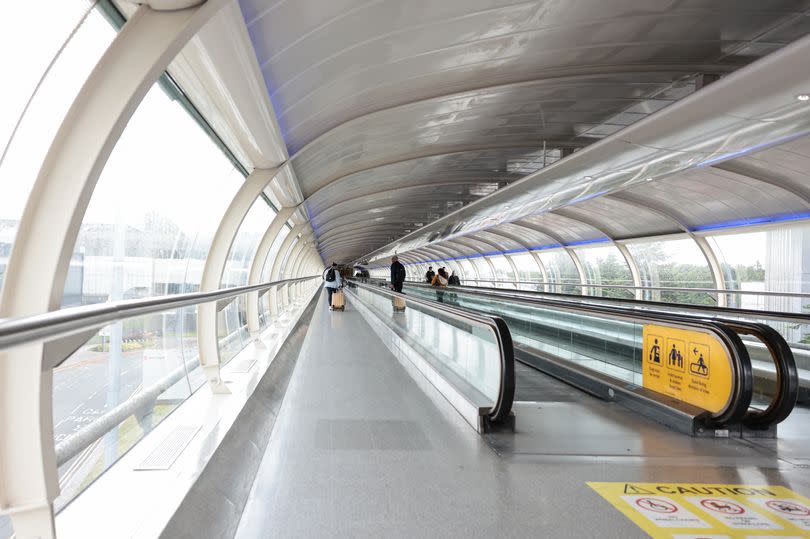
[53,79,247,507]
[509,252,543,291]
[575,245,634,299]
[1,4,115,295]
[536,250,580,294]
[457,259,476,283]
[471,257,494,285]
[708,224,810,343]
[68,85,242,307]
[220,200,276,361]
[488,255,516,288]
[627,237,715,305]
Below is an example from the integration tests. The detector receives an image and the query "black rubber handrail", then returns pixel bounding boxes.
[348,279,515,424]
[410,280,800,428]
[378,279,756,427]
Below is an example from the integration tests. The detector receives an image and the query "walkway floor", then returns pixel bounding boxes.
[235,290,810,538]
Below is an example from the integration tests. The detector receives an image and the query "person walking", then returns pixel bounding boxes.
[431,267,449,302]
[425,266,435,283]
[322,262,343,310]
[448,271,460,285]
[390,255,406,293]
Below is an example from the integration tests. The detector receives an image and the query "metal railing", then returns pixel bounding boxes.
[450,278,810,300]
[0,275,320,467]
[0,276,320,353]
[347,279,515,424]
[366,277,799,428]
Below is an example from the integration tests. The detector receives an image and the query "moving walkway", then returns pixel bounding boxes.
[354,279,800,436]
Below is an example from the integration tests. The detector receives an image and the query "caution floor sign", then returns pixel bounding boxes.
[589,482,810,538]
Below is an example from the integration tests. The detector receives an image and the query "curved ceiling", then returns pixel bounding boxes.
[238,0,810,263]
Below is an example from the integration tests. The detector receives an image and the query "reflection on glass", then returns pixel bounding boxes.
[0,3,114,296]
[52,308,196,509]
[351,284,501,403]
[575,245,634,299]
[627,237,715,305]
[536,250,580,294]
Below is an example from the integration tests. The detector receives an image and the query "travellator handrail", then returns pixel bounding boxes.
[438,277,810,300]
[370,278,756,427]
[0,275,321,353]
[347,279,515,424]
[435,279,810,326]
[393,279,798,428]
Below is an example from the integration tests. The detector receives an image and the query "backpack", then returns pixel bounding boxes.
[325,268,336,282]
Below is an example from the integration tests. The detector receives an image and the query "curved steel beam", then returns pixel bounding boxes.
[288,63,734,161]
[0,3,231,534]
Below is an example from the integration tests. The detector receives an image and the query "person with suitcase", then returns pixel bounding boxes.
[390,255,406,293]
[323,262,344,310]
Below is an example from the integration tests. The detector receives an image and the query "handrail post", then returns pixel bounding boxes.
[197,168,280,393]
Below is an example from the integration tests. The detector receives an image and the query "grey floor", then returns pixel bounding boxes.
[235,290,810,538]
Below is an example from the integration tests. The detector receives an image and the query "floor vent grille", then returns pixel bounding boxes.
[230,359,257,373]
[134,425,201,470]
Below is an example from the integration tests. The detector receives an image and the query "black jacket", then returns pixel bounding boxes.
[390,261,406,284]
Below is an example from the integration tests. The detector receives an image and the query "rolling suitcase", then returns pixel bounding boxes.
[331,288,346,311]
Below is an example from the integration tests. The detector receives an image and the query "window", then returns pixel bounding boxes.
[53,80,246,507]
[488,255,516,288]
[0,2,114,296]
[627,237,715,305]
[536,250,580,294]
[575,245,634,299]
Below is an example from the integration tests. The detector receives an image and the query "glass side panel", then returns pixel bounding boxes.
[574,245,634,299]
[627,237,715,305]
[403,285,643,386]
[52,307,196,510]
[219,200,276,363]
[65,83,242,308]
[0,3,114,296]
[348,283,502,405]
[258,225,290,328]
[536,250,580,294]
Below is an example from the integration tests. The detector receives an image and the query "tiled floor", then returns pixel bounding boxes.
[235,291,810,538]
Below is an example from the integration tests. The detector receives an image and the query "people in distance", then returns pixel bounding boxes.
[431,267,449,302]
[448,270,460,286]
[390,255,406,293]
[425,266,435,283]
[322,262,343,310]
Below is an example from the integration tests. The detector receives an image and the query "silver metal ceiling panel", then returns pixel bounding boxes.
[623,168,806,229]
[290,74,688,196]
[555,196,680,239]
[241,0,809,150]
[517,213,606,245]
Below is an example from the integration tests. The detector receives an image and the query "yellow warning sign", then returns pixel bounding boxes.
[589,482,810,538]
[642,324,733,413]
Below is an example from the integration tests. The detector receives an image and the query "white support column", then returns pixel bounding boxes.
[565,248,589,296]
[283,237,309,304]
[616,242,643,300]
[246,207,295,338]
[0,3,229,536]
[269,223,308,315]
[694,236,728,307]
[527,250,550,292]
[502,255,520,289]
[197,167,279,393]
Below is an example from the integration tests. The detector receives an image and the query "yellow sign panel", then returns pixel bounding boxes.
[589,482,810,538]
[642,324,733,413]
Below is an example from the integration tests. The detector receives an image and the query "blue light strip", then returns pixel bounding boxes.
[690,211,810,232]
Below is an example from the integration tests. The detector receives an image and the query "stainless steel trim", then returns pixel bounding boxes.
[0,276,321,352]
